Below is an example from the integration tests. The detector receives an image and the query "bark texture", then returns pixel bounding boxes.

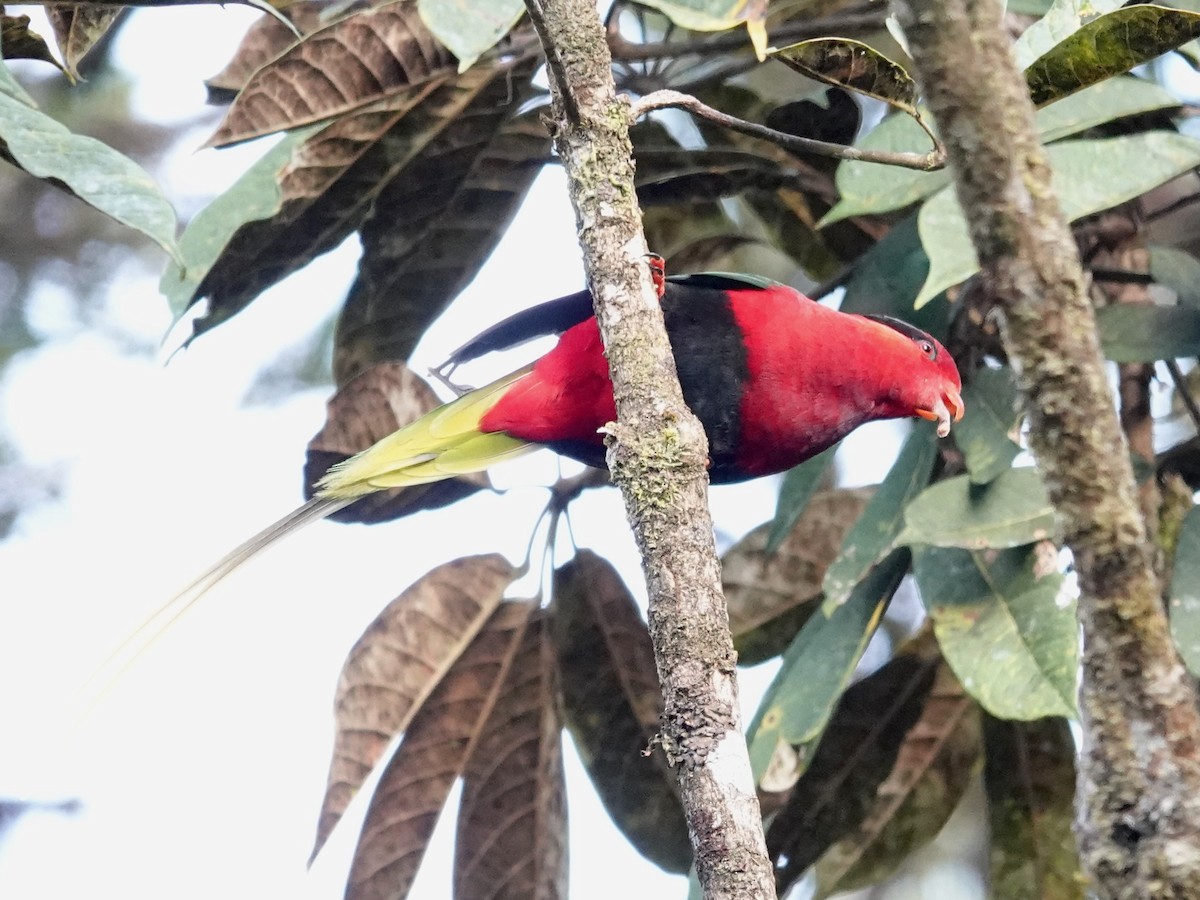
[891,2,1200,896]
[523,1,775,897]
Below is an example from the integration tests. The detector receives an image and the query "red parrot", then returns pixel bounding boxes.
[97,272,962,682]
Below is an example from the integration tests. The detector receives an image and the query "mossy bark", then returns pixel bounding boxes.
[892,1,1200,896]
[523,1,775,896]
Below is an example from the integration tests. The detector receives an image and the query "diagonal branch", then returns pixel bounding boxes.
[891,1,1200,896]
[523,0,775,897]
[631,89,946,171]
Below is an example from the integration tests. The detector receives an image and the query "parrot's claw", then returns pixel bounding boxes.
[429,363,474,397]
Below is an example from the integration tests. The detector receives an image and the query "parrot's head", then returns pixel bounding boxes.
[862,315,964,438]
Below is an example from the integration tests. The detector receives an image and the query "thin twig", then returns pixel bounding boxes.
[630,89,947,171]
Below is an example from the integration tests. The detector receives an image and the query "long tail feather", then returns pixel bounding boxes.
[82,495,352,707]
[86,366,538,706]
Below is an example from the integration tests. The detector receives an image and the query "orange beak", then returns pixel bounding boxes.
[917,387,965,438]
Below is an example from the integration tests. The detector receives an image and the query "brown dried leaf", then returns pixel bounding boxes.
[190,54,541,346]
[44,5,119,78]
[456,610,567,900]
[553,552,690,873]
[767,631,982,896]
[189,78,444,340]
[305,361,488,523]
[206,0,457,148]
[311,554,519,858]
[723,487,873,665]
[204,1,331,103]
[770,38,918,116]
[345,599,537,899]
[2,14,64,75]
[812,675,980,896]
[334,76,549,382]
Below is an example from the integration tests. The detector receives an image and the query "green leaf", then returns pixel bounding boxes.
[770,39,917,115]
[634,0,763,31]
[160,128,317,318]
[955,367,1022,485]
[765,445,836,555]
[1149,245,1200,309]
[822,426,937,611]
[1096,304,1200,362]
[900,468,1056,550]
[1013,0,1126,70]
[985,716,1083,900]
[916,132,1200,308]
[0,87,179,262]
[1026,5,1200,107]
[839,215,951,342]
[823,76,1178,226]
[914,544,1078,719]
[1170,505,1200,676]
[821,113,950,226]
[417,0,524,71]
[746,549,908,784]
[0,58,35,107]
[1009,0,1054,13]
[1034,75,1180,144]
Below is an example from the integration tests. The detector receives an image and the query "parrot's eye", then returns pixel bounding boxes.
[918,339,936,360]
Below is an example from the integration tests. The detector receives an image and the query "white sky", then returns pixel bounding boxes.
[0,7,970,900]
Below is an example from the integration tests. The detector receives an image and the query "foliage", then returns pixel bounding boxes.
[9,0,1200,896]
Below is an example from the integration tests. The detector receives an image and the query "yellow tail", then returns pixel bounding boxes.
[84,366,539,706]
[316,366,536,496]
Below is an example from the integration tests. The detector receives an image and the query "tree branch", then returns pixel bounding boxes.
[891,1,1200,896]
[522,0,775,897]
[631,89,946,172]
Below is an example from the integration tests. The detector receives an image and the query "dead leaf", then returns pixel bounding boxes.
[311,554,519,858]
[333,79,548,381]
[206,0,457,148]
[44,5,119,79]
[455,610,567,899]
[770,38,918,116]
[343,599,538,897]
[189,54,542,348]
[2,13,66,74]
[553,552,691,873]
[187,80,444,339]
[204,1,331,103]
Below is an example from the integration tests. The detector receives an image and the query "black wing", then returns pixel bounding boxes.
[441,287,594,368]
[440,273,778,369]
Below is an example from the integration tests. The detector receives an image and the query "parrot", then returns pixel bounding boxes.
[94,272,963,688]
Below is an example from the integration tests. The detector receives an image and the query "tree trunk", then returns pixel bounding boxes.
[891,1,1200,896]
